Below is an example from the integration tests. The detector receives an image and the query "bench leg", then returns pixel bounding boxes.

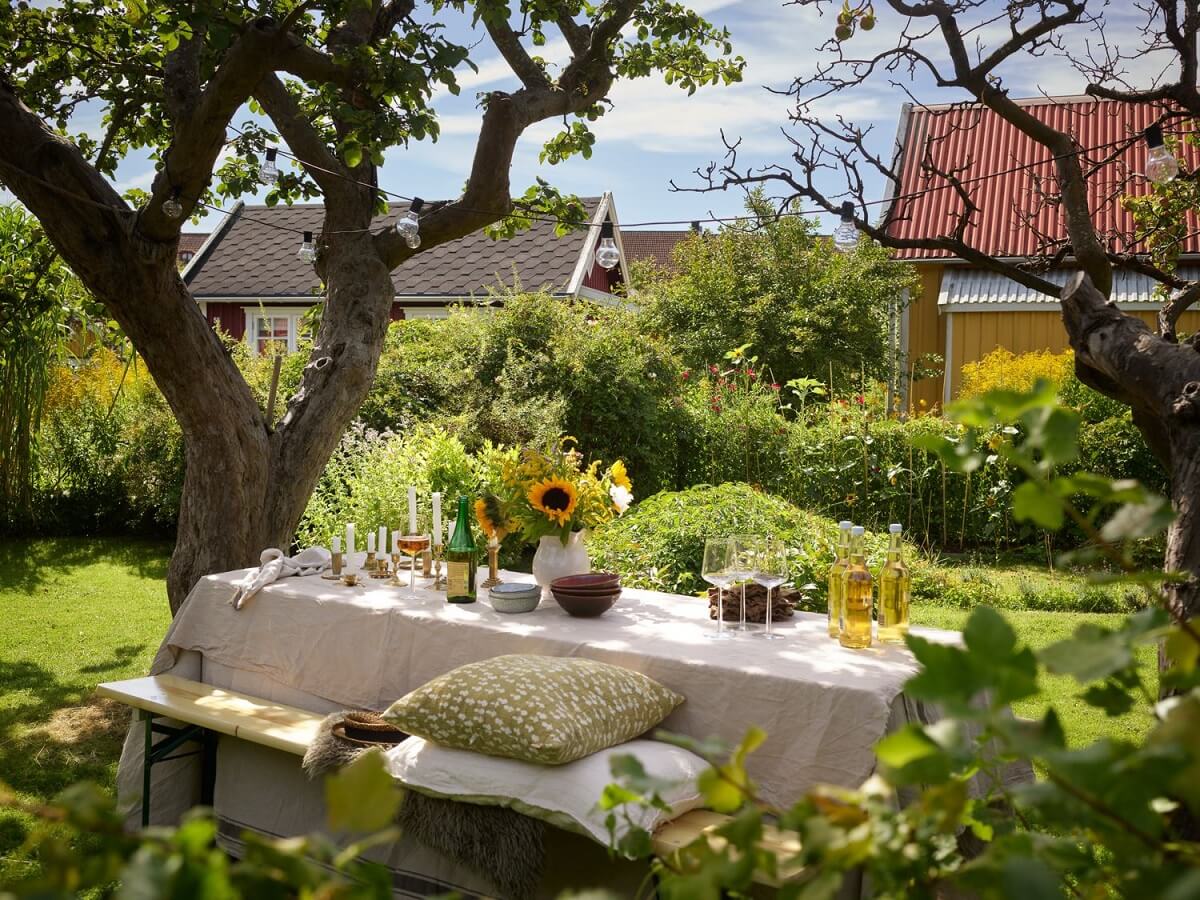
[139,712,217,827]
[141,711,153,828]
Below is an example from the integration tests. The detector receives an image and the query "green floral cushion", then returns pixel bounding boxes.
[382,654,685,765]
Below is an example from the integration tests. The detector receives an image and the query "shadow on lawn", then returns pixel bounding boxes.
[0,537,170,593]
[0,652,140,797]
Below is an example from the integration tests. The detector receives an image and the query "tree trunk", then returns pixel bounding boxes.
[1061,272,1200,629]
[166,228,395,613]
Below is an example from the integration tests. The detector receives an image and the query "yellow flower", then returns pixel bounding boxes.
[528,477,579,527]
[475,495,508,539]
[610,459,631,491]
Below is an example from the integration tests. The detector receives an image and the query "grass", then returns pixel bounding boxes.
[911,605,1157,746]
[0,537,1160,882]
[0,537,172,882]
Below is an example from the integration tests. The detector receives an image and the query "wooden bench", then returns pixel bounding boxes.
[99,674,801,884]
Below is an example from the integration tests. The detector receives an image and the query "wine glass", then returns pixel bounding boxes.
[728,534,757,632]
[752,537,788,640]
[397,533,430,599]
[701,538,736,640]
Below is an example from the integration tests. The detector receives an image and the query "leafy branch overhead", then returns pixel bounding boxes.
[0,0,744,611]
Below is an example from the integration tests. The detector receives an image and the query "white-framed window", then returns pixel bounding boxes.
[244,307,308,355]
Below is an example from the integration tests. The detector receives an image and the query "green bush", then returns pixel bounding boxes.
[35,349,183,534]
[634,191,919,388]
[296,423,484,549]
[361,294,684,495]
[589,481,915,596]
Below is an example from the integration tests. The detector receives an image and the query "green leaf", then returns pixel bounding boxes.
[1000,857,1063,900]
[1166,628,1200,674]
[875,724,940,769]
[1011,480,1064,529]
[325,749,400,833]
[962,606,1017,658]
[1100,495,1175,542]
[1039,625,1132,683]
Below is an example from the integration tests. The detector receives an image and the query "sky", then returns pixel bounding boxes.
[4,1,1176,236]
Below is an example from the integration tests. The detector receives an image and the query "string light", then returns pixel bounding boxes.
[297,230,317,263]
[395,197,423,248]
[162,189,183,220]
[261,148,279,186]
[832,201,857,251]
[595,220,620,270]
[1144,125,1179,185]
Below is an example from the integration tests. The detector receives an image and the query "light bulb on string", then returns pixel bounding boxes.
[832,201,858,252]
[1144,124,1179,185]
[261,148,279,186]
[594,220,620,270]
[297,231,317,263]
[396,197,423,249]
[161,189,183,220]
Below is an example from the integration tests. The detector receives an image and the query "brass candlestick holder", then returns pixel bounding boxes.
[323,551,344,580]
[370,554,390,579]
[432,544,445,590]
[389,553,402,586]
[421,548,433,578]
[364,550,376,574]
[480,538,501,589]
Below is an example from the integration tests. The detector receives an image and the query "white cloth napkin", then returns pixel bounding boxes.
[231,547,331,610]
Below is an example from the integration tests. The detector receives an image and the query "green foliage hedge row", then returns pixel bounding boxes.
[27,293,1162,561]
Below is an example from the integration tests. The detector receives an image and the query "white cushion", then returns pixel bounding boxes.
[385,737,708,848]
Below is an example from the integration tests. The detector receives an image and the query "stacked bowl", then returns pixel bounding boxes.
[549,572,622,617]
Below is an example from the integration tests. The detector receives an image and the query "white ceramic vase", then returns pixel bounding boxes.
[532,530,590,593]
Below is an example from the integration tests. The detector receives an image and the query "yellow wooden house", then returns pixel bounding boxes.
[884,96,1200,410]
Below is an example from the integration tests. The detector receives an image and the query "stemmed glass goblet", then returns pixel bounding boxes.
[397,533,430,599]
[752,537,788,640]
[701,538,736,640]
[728,534,757,632]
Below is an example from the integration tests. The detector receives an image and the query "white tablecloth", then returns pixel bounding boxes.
[119,555,961,811]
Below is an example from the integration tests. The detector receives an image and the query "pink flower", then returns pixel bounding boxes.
[771,382,781,390]
[681,370,690,380]
[709,365,719,374]
[855,395,865,405]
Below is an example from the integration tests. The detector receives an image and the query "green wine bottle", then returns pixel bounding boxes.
[445,495,477,603]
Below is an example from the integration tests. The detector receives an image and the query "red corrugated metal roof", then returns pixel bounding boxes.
[885,97,1199,260]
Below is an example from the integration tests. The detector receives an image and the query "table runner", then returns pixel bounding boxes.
[122,554,957,810]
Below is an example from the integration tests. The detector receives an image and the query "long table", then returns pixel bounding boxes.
[115,557,1023,896]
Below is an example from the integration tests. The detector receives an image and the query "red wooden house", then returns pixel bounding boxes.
[182,193,628,354]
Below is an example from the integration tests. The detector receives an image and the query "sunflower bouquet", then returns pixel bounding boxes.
[496,438,633,545]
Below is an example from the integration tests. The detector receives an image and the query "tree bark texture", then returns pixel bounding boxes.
[1061,272,1200,623]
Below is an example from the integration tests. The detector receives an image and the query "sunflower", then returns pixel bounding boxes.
[610,459,631,491]
[528,477,579,527]
[475,494,508,539]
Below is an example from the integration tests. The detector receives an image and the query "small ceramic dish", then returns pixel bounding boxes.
[550,587,621,618]
[551,572,620,590]
[489,582,542,614]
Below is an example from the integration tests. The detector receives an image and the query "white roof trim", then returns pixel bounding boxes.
[568,191,621,296]
[181,200,243,282]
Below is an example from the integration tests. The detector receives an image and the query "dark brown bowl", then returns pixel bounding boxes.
[552,572,620,590]
[548,582,622,597]
[551,587,621,617]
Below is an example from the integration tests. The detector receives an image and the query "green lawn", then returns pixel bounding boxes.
[0,538,1159,881]
[0,537,172,882]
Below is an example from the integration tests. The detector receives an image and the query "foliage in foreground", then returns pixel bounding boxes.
[2,386,1193,899]
[604,382,1200,898]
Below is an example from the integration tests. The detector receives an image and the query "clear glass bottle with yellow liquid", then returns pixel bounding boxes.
[839,525,873,649]
[877,523,910,644]
[827,521,852,638]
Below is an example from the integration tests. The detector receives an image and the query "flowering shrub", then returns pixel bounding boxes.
[958,347,1073,398]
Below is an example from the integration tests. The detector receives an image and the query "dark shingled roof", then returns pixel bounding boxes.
[185,198,603,298]
[621,229,694,272]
